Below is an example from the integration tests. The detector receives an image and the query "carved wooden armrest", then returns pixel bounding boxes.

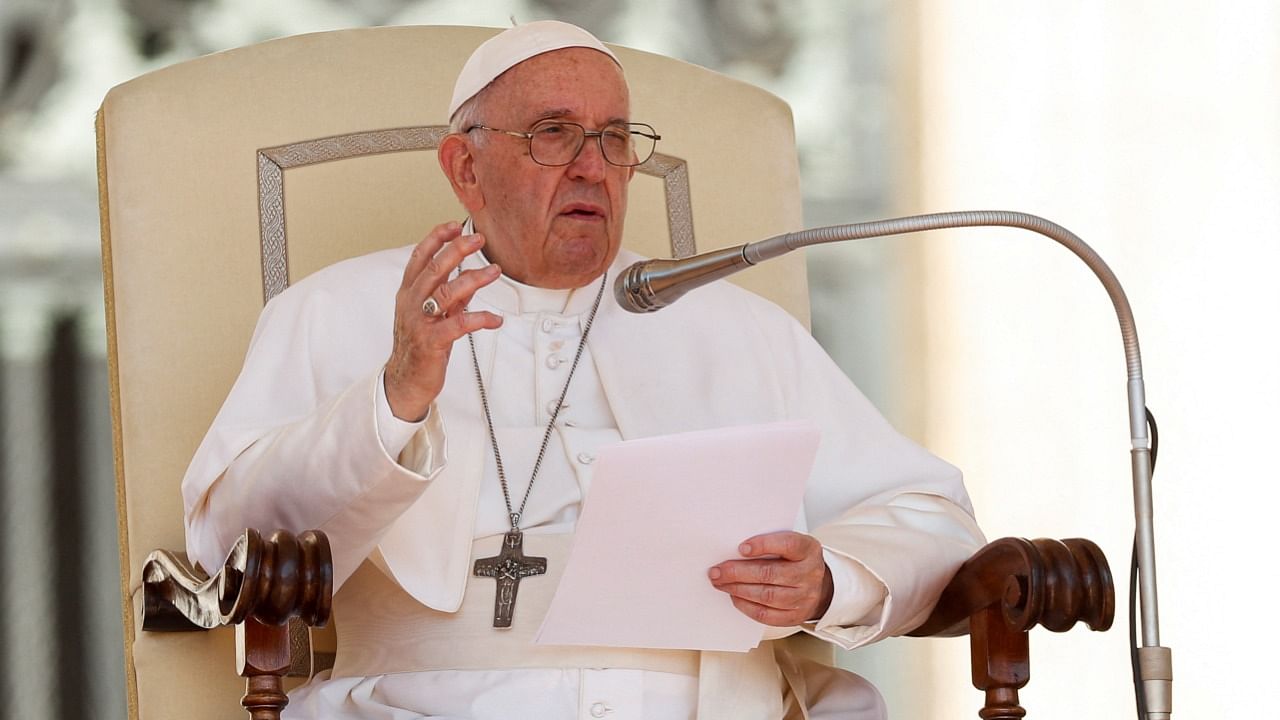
[907,537,1115,720]
[142,529,332,720]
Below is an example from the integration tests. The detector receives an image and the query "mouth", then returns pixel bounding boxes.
[558,203,606,221]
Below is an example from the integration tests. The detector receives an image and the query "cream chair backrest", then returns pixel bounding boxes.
[98,25,807,719]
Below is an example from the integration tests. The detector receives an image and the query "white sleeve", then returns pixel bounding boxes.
[375,367,431,460]
[185,370,446,589]
[804,492,984,650]
[812,548,886,629]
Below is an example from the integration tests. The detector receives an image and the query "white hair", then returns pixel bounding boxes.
[448,85,491,147]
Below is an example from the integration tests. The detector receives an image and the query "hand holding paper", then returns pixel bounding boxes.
[708,530,834,627]
[535,420,821,652]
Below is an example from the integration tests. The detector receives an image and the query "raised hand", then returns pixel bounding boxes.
[384,221,504,421]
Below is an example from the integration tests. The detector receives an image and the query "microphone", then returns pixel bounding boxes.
[616,210,1171,719]
[615,245,751,312]
[613,228,797,312]
[618,211,1123,314]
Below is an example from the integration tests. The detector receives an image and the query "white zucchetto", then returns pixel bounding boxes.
[448,20,621,119]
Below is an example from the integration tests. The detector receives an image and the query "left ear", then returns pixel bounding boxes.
[438,133,486,213]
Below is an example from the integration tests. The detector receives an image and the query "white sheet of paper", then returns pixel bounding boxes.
[534,420,821,652]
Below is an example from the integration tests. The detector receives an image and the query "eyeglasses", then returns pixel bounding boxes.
[467,120,661,167]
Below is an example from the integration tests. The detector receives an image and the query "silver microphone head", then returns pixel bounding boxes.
[614,259,667,313]
[614,246,754,314]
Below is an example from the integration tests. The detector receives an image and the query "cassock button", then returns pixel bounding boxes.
[546,355,564,369]
[577,452,595,465]
[589,702,609,718]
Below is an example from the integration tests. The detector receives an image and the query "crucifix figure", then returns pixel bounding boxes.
[473,530,548,628]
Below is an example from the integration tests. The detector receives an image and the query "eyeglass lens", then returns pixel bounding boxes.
[529,122,657,167]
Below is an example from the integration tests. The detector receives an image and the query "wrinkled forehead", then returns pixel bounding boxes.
[486,48,632,123]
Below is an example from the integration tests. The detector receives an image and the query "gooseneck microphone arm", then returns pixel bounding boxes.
[616,210,1171,719]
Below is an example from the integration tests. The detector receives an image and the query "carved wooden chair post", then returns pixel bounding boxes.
[97,26,1114,719]
[908,538,1115,718]
[141,530,332,720]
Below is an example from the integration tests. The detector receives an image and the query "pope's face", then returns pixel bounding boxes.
[463,48,634,289]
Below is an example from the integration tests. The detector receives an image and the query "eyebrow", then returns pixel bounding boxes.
[532,108,573,122]
[530,108,630,125]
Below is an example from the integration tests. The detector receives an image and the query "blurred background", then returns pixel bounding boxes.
[1,0,1275,718]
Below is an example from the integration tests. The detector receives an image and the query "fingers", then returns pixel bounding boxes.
[401,221,462,291]
[710,556,809,588]
[737,531,816,562]
[714,579,810,610]
[436,307,505,343]
[728,595,808,627]
[434,264,501,317]
[708,531,831,627]
[401,221,499,319]
[709,558,831,626]
[407,228,487,303]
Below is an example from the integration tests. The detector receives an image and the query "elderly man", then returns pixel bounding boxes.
[182,20,983,720]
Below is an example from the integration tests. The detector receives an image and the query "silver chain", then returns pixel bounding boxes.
[467,272,607,531]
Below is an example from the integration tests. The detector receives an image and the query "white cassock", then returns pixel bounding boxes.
[183,239,985,720]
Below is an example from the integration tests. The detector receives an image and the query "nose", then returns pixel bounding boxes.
[566,134,608,182]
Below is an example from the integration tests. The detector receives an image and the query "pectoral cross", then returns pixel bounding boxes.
[473,530,547,628]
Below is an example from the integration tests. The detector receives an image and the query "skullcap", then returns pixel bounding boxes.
[448,20,621,119]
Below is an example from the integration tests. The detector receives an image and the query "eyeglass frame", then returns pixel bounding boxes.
[465,120,662,168]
